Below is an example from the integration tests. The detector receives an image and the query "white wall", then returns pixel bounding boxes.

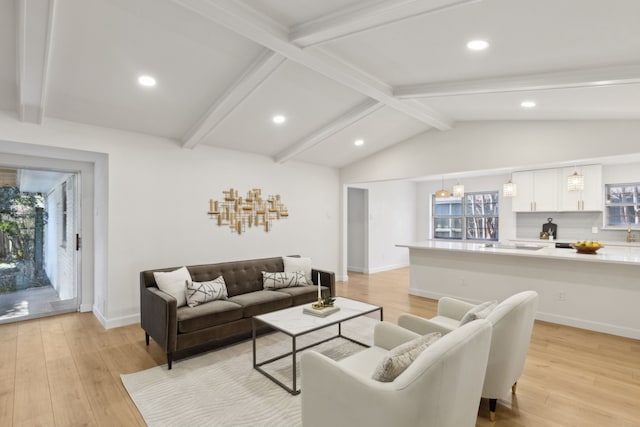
[347,187,367,272]
[341,120,640,184]
[0,111,340,327]
[348,181,416,274]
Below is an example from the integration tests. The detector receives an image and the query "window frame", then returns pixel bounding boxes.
[604,182,639,229]
[432,190,499,241]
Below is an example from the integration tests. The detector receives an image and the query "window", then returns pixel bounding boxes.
[433,191,499,241]
[605,183,639,228]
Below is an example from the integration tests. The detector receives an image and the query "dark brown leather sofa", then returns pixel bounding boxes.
[140,256,335,369]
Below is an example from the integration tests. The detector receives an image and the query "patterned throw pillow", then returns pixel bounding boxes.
[262,271,308,289]
[372,332,441,382]
[185,276,228,308]
[459,300,497,326]
[153,266,192,308]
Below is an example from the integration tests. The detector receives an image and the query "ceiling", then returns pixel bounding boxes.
[2,0,640,169]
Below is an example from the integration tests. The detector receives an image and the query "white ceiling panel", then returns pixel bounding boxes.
[45,0,264,139]
[294,106,429,168]
[203,60,367,155]
[1,0,639,168]
[420,84,640,121]
[323,0,640,86]
[0,0,16,111]
[240,0,366,29]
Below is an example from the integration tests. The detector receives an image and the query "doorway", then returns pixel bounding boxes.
[0,167,80,323]
[347,187,368,274]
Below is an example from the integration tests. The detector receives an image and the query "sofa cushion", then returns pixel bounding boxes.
[228,290,292,318]
[154,266,191,308]
[274,286,330,306]
[188,257,285,297]
[177,300,244,334]
[186,276,228,308]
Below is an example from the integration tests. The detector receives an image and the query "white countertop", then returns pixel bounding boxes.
[397,240,640,266]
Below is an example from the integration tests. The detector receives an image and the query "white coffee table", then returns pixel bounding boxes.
[252,297,383,395]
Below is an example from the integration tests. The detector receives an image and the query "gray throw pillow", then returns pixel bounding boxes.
[185,276,228,307]
[459,300,497,326]
[372,332,441,382]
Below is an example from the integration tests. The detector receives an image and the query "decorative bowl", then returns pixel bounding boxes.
[571,244,603,254]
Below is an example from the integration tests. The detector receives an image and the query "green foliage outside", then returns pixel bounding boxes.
[0,186,47,292]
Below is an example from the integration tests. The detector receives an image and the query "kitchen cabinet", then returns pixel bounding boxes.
[559,165,603,211]
[511,169,558,212]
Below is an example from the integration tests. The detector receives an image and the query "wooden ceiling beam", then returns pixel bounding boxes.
[290,0,480,48]
[173,0,453,132]
[16,0,56,124]
[394,64,640,98]
[181,50,285,149]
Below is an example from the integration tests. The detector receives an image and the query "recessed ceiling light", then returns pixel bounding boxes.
[272,115,286,124]
[354,139,364,146]
[520,101,536,108]
[466,40,489,51]
[138,75,156,87]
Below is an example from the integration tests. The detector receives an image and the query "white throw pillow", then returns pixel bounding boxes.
[372,332,441,382]
[153,266,192,308]
[186,276,228,307]
[262,271,308,289]
[283,256,312,283]
[459,300,497,326]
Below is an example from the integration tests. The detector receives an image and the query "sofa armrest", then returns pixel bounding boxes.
[373,321,421,350]
[398,313,456,336]
[140,280,177,353]
[437,297,475,320]
[312,268,335,296]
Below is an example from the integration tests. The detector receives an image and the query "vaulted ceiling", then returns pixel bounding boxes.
[2,0,640,168]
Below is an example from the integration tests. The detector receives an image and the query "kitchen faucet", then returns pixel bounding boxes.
[627,224,636,242]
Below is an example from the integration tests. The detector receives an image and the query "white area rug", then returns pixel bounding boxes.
[121,315,377,427]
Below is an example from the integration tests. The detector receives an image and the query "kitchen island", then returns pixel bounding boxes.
[397,241,640,339]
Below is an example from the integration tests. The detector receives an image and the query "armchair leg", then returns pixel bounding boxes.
[167,352,173,370]
[145,332,149,346]
[512,381,518,394]
[489,399,497,421]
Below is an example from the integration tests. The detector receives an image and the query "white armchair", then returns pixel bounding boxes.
[301,319,492,427]
[398,291,539,421]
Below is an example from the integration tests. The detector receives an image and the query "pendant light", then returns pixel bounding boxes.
[503,174,517,198]
[567,168,584,192]
[434,177,451,198]
[452,182,465,197]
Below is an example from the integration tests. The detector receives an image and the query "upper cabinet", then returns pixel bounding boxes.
[511,169,558,212]
[559,165,603,211]
[511,165,603,213]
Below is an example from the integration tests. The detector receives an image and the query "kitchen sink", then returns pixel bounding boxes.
[483,243,544,251]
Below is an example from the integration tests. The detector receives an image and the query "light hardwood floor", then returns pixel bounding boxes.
[0,268,638,426]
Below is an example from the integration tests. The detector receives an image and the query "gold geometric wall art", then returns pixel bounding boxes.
[208,188,288,234]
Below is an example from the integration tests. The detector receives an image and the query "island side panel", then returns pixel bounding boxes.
[407,247,640,339]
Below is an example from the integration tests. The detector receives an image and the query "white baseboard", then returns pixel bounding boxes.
[535,311,640,340]
[91,304,140,329]
[80,303,92,312]
[409,288,640,340]
[347,266,365,273]
[367,263,409,274]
